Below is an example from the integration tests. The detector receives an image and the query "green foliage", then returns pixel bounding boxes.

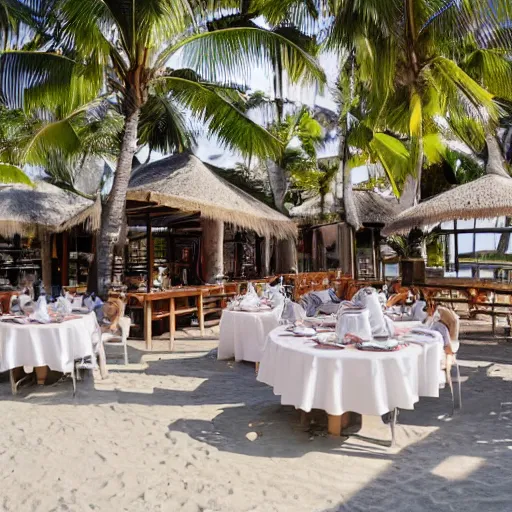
[0,162,32,185]
[0,0,326,166]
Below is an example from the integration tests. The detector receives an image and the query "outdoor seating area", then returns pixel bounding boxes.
[2,1,512,509]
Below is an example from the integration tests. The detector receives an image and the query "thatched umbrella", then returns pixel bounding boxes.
[383,136,512,236]
[127,153,296,281]
[290,190,399,226]
[0,181,100,292]
[128,153,296,239]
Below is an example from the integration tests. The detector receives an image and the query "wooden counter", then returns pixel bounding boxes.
[127,287,205,350]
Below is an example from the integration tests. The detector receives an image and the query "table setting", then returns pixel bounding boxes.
[257,287,447,443]
[0,290,106,393]
[217,282,286,362]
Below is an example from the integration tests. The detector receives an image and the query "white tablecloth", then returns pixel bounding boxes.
[218,309,281,362]
[0,312,100,374]
[257,326,441,416]
[406,331,444,397]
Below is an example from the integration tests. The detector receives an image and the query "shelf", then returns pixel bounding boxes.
[152,311,171,320]
[203,308,223,316]
[174,307,198,316]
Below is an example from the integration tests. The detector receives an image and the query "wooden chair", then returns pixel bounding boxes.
[438,306,462,413]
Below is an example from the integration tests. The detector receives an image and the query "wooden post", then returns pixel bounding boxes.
[262,237,271,276]
[300,410,311,427]
[276,238,297,273]
[198,292,204,337]
[40,231,52,295]
[327,412,353,436]
[200,217,224,283]
[146,213,153,293]
[61,232,69,286]
[339,223,355,278]
[454,220,459,276]
[34,366,48,385]
[169,297,176,351]
[144,298,152,350]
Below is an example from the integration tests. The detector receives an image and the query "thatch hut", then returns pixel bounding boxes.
[126,153,296,283]
[0,181,100,292]
[290,190,399,278]
[0,181,100,237]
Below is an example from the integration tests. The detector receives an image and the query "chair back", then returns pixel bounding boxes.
[437,306,460,342]
[103,295,126,333]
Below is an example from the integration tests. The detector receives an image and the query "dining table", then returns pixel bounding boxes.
[257,325,443,437]
[217,308,282,364]
[0,311,106,393]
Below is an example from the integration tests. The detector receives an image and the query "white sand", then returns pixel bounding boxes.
[1,322,512,512]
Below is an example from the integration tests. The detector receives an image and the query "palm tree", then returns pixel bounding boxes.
[259,0,512,211]
[0,0,325,294]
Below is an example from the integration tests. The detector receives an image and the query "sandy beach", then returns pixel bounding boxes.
[1,321,512,512]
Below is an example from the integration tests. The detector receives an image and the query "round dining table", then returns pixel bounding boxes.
[217,308,281,363]
[0,312,103,376]
[257,325,442,418]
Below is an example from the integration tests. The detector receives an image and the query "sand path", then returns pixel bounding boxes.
[1,324,512,511]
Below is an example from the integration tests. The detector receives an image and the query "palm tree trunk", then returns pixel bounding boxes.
[267,160,287,213]
[201,218,224,283]
[486,133,509,178]
[266,161,297,272]
[97,109,140,296]
[335,51,360,230]
[340,130,360,230]
[401,134,424,208]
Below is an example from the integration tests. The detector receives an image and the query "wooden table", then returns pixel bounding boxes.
[127,288,205,350]
[389,278,512,334]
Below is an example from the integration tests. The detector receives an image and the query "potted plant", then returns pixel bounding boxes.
[386,229,426,285]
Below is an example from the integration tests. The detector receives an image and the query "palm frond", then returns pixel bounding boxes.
[0,51,75,110]
[368,132,409,197]
[138,92,194,154]
[428,56,500,123]
[23,117,81,166]
[156,75,283,160]
[0,162,32,185]
[165,27,326,87]
[463,49,512,102]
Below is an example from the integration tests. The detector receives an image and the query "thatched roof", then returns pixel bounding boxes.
[127,153,296,239]
[0,181,100,237]
[290,190,399,226]
[383,174,512,235]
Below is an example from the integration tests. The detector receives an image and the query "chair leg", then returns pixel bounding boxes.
[446,365,455,416]
[10,370,17,395]
[71,365,77,397]
[123,339,129,366]
[389,408,398,447]
[455,362,462,410]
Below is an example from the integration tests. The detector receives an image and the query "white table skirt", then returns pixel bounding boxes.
[257,326,442,417]
[407,332,444,397]
[218,309,281,363]
[0,312,100,374]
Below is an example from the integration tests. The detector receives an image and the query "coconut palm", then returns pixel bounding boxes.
[259,1,512,212]
[0,0,325,293]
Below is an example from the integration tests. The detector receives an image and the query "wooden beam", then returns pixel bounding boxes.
[146,213,153,293]
[61,232,69,287]
[40,231,52,295]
